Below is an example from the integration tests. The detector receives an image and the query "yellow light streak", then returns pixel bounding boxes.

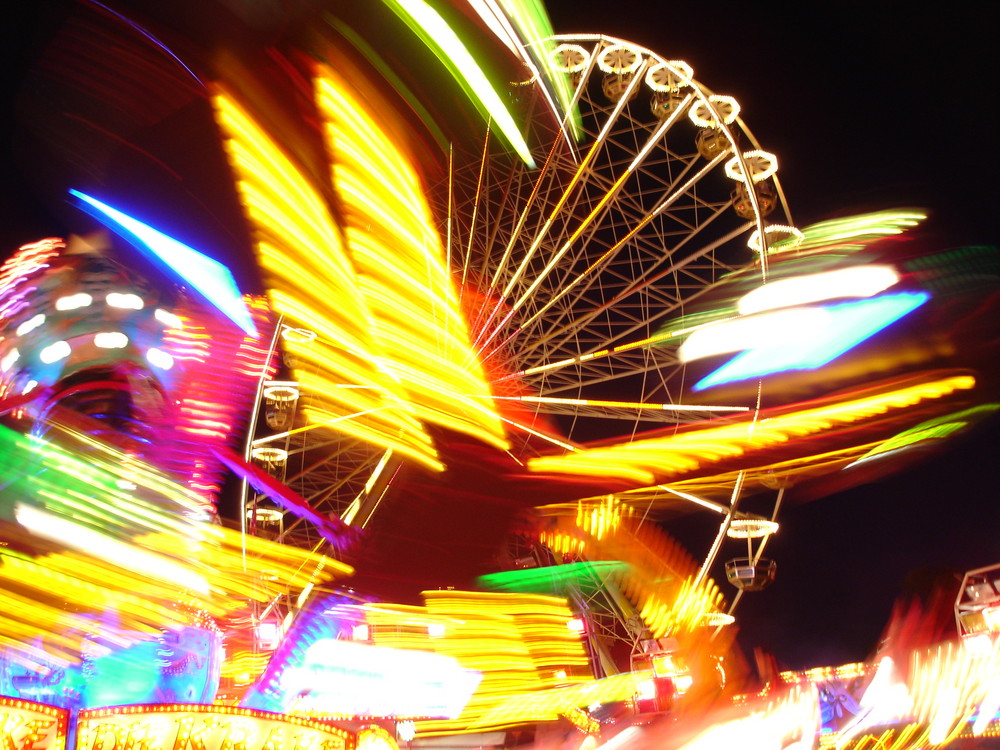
[313,65,508,452]
[537,505,725,640]
[0,425,349,665]
[528,375,975,483]
[487,395,750,413]
[212,88,442,471]
[361,592,595,736]
[15,503,209,594]
[416,591,592,735]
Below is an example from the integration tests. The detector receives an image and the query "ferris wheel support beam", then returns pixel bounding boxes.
[519,197,739,358]
[504,94,694,328]
[479,130,562,296]
[693,470,748,590]
[656,485,730,515]
[477,53,650,350]
[341,450,401,528]
[458,123,492,294]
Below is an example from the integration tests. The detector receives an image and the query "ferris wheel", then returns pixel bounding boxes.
[446,35,790,439]
[240,35,796,659]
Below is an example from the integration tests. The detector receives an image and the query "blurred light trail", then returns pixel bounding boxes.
[68,190,257,336]
[280,639,481,718]
[528,373,974,484]
[381,0,535,167]
[313,63,508,451]
[466,0,580,143]
[215,61,512,470]
[212,89,441,471]
[694,291,930,391]
[846,404,1000,468]
[680,307,829,363]
[488,394,750,413]
[0,418,348,666]
[14,503,210,594]
[391,591,593,735]
[323,18,451,156]
[767,208,927,255]
[736,265,900,315]
[536,505,725,640]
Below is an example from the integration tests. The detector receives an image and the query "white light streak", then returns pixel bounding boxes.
[39,340,71,364]
[55,293,92,311]
[737,265,900,315]
[679,307,829,363]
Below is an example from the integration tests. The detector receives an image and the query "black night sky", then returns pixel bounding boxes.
[2,1,998,673]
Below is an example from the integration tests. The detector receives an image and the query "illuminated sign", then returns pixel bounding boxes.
[277,640,481,719]
[0,697,69,750]
[76,705,354,750]
[241,593,480,719]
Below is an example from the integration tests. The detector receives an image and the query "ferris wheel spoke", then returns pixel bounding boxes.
[502,109,684,320]
[514,217,749,365]
[496,155,728,355]
[475,57,653,352]
[456,125,493,295]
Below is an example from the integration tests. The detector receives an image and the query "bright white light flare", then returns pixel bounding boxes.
[106,292,144,310]
[15,314,45,336]
[737,265,900,315]
[39,340,72,363]
[94,331,129,349]
[679,308,829,363]
[14,503,210,594]
[145,347,174,370]
[55,293,92,311]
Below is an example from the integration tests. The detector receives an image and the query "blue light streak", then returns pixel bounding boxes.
[694,291,930,391]
[70,190,257,336]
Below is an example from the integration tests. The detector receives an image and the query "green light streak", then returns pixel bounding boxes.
[770,209,927,254]
[492,0,581,141]
[0,422,204,540]
[478,560,631,593]
[324,17,452,157]
[853,404,1000,463]
[380,0,536,167]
